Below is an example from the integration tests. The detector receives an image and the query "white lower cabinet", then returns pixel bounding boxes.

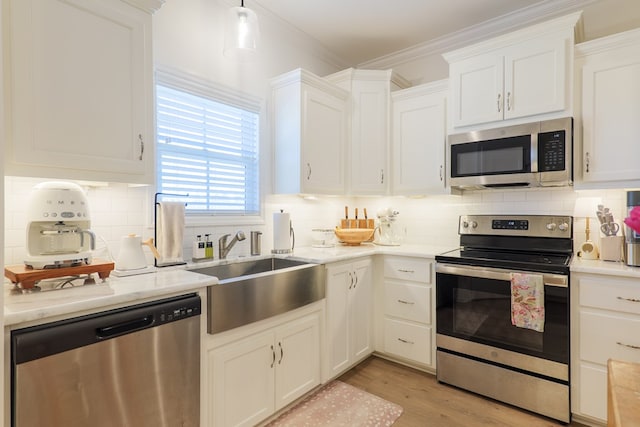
[383,318,431,365]
[572,273,640,422]
[325,258,373,380]
[380,256,435,369]
[207,308,321,427]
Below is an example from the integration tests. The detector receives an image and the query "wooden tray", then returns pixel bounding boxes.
[4,259,115,290]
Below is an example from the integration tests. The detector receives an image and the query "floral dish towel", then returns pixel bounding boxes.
[510,272,545,332]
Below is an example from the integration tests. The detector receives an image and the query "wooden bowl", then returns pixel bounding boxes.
[334,228,375,246]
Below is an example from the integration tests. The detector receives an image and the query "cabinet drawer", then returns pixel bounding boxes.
[383,318,431,365]
[580,277,640,315]
[580,311,640,365]
[384,281,431,324]
[384,256,431,283]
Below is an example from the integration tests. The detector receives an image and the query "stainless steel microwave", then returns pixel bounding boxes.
[448,117,573,190]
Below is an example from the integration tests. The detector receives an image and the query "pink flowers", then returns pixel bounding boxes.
[624,206,640,234]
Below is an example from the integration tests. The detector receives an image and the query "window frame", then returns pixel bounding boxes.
[154,67,263,225]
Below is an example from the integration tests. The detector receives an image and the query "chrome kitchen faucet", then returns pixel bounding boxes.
[218,231,246,259]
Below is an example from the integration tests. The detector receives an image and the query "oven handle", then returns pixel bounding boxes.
[435,263,568,288]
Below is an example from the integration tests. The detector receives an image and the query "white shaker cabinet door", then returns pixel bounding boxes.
[211,331,275,427]
[6,0,154,184]
[274,312,321,410]
[324,258,373,380]
[325,262,352,378]
[449,54,504,127]
[503,37,567,121]
[350,258,373,361]
[301,85,347,194]
[392,82,447,195]
[579,34,640,186]
[271,69,348,195]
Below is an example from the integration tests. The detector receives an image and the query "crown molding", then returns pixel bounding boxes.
[270,68,349,99]
[359,0,596,69]
[575,26,640,57]
[122,0,165,14]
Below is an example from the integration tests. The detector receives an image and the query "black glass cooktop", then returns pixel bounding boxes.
[435,247,572,275]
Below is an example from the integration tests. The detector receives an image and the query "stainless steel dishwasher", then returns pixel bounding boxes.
[11,293,201,427]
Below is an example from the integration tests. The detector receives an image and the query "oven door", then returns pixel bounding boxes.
[436,263,568,380]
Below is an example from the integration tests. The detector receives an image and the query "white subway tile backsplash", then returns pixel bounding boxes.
[4,176,633,264]
[503,191,526,202]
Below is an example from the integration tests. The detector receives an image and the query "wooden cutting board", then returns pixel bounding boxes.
[608,359,640,427]
[4,259,115,290]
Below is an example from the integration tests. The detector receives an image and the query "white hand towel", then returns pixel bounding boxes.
[156,202,185,264]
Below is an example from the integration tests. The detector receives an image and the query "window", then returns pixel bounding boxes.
[155,69,260,215]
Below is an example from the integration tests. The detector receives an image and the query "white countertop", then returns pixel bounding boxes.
[286,243,451,264]
[570,257,640,279]
[3,243,450,328]
[14,242,636,329]
[4,269,217,327]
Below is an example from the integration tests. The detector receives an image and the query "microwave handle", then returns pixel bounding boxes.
[530,133,538,173]
[435,263,567,288]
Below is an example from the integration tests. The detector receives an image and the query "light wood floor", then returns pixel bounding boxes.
[338,356,587,427]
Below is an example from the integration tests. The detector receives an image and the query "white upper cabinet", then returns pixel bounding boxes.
[4,0,161,184]
[444,12,581,129]
[391,80,448,195]
[448,53,504,127]
[574,28,640,189]
[326,69,411,195]
[271,69,349,195]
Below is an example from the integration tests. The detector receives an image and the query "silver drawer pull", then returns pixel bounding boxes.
[398,269,415,273]
[398,338,414,344]
[397,299,415,305]
[617,296,640,303]
[616,341,640,350]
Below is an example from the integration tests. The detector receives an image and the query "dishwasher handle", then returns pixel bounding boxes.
[96,315,154,339]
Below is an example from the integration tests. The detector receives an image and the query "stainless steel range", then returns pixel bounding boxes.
[435,215,572,423]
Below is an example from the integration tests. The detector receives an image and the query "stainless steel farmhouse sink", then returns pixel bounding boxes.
[190,257,325,334]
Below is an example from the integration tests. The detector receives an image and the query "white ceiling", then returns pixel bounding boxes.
[251,0,574,65]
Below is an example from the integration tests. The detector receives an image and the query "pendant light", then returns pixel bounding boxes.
[224,0,260,61]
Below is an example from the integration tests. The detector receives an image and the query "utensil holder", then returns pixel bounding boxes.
[601,235,624,262]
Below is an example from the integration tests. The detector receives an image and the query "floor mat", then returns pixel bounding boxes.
[266,380,403,426]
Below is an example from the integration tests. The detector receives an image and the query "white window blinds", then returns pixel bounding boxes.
[155,70,260,215]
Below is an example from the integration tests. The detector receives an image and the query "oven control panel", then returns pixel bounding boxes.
[459,215,572,238]
[492,219,528,230]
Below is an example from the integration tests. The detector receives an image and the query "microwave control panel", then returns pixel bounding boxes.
[538,130,565,172]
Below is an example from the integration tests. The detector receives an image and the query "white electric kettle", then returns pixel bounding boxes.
[116,234,160,271]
